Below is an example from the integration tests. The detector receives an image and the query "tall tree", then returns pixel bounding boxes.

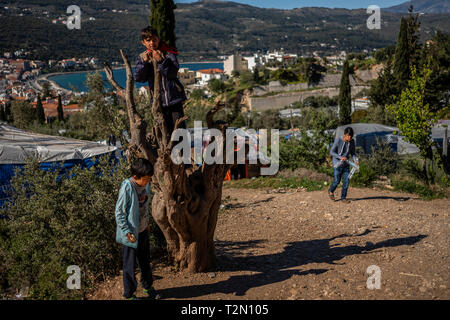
[387,65,437,185]
[11,101,36,129]
[406,5,421,68]
[339,60,352,125]
[0,105,6,122]
[150,0,177,47]
[300,58,326,87]
[42,81,51,99]
[57,94,64,122]
[421,31,450,114]
[367,57,396,125]
[393,17,410,93]
[36,94,46,124]
[104,2,241,272]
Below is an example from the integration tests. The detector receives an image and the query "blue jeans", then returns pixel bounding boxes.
[329,165,350,200]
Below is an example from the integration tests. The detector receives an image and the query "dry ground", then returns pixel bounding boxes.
[89,186,449,300]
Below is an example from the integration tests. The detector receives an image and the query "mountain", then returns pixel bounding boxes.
[385,0,450,14]
[0,0,449,63]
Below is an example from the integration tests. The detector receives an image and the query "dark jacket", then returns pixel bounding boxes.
[134,51,187,107]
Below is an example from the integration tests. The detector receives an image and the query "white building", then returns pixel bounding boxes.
[243,56,257,71]
[352,97,370,113]
[279,108,301,119]
[196,69,227,86]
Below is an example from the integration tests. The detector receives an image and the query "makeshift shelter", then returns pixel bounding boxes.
[0,123,118,207]
[334,123,399,155]
[334,123,450,156]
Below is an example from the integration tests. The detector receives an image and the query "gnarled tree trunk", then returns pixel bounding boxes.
[105,51,232,272]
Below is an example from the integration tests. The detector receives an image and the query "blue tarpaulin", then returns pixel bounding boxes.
[0,123,118,209]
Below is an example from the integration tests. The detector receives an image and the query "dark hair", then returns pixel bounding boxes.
[130,158,153,178]
[141,26,158,41]
[344,127,354,138]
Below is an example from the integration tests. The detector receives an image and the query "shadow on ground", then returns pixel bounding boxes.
[223,196,275,209]
[348,196,411,201]
[157,233,427,299]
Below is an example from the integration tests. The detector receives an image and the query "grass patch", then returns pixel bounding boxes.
[224,176,327,191]
[390,174,449,200]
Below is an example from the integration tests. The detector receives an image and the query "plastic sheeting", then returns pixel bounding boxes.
[334,123,449,156]
[0,123,118,207]
[0,123,117,164]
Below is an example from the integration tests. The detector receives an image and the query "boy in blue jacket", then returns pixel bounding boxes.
[115,158,158,300]
[328,127,359,203]
[134,26,187,133]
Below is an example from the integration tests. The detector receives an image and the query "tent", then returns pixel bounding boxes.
[334,123,450,155]
[334,123,398,155]
[0,122,118,207]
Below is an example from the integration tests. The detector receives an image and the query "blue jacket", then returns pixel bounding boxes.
[134,51,187,107]
[330,137,358,167]
[115,178,151,249]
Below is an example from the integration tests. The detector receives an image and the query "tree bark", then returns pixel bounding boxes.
[105,52,232,272]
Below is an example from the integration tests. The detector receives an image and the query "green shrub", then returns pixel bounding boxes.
[350,161,377,187]
[366,138,399,176]
[279,130,332,171]
[0,156,164,299]
[0,219,10,291]
[390,176,438,199]
[351,109,368,123]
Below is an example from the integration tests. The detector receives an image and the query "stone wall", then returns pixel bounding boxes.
[249,86,369,112]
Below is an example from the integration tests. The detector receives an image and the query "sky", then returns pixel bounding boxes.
[174,0,409,10]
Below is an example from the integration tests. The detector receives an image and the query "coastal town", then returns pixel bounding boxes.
[0,48,371,123]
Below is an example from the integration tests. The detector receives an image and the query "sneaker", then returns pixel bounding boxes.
[125,295,138,300]
[341,199,351,204]
[143,287,161,300]
[328,192,335,202]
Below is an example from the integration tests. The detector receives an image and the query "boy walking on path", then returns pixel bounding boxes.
[328,127,359,203]
[115,158,159,300]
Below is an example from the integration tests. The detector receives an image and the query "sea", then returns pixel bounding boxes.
[48,62,224,92]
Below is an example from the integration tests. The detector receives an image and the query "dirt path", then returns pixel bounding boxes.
[89,187,449,300]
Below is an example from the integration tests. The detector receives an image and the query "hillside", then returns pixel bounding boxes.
[0,0,449,62]
[385,0,450,14]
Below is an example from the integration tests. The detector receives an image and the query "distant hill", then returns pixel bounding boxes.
[0,0,449,63]
[385,0,450,14]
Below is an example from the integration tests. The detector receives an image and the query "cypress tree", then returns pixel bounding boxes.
[339,59,352,125]
[57,94,64,122]
[406,5,421,68]
[36,94,46,124]
[150,0,177,47]
[5,102,11,122]
[0,105,6,122]
[393,17,410,93]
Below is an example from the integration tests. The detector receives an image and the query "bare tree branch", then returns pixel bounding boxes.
[103,62,123,92]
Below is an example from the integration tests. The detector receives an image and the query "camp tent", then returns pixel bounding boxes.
[334,123,399,155]
[334,123,450,155]
[0,122,118,207]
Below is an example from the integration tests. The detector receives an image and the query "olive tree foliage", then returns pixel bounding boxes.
[387,64,438,184]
